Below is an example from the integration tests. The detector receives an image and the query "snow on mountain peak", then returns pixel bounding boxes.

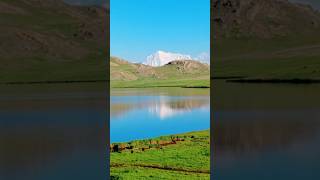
[144,50,192,67]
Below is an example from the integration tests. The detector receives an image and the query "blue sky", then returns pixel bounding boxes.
[110,0,210,63]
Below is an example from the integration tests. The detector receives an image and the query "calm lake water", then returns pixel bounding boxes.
[110,88,210,143]
[0,83,107,180]
[213,80,320,179]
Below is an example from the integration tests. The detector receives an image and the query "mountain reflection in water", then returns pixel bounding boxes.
[213,80,320,179]
[111,96,209,119]
[0,84,107,180]
[110,88,210,143]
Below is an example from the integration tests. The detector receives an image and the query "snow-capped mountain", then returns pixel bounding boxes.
[144,50,192,67]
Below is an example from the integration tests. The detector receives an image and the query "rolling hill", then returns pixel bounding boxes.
[213,0,320,80]
[144,50,192,67]
[0,0,108,83]
[110,57,210,88]
[213,0,320,39]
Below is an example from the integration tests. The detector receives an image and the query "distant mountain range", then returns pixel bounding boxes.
[144,51,210,67]
[144,51,192,67]
[111,56,209,88]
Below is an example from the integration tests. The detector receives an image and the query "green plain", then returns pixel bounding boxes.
[110,130,210,180]
[214,36,320,80]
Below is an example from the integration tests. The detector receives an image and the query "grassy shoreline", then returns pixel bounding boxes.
[227,78,320,84]
[111,79,210,88]
[110,85,210,89]
[110,130,210,179]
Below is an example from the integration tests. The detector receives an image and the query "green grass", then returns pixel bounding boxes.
[111,79,210,88]
[110,130,210,179]
[0,54,107,83]
[110,167,209,180]
[214,36,320,80]
[215,56,320,79]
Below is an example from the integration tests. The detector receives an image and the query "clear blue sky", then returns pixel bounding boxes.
[110,0,210,62]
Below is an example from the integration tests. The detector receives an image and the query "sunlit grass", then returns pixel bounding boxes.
[110,130,210,179]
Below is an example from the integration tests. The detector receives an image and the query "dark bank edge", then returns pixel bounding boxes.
[0,80,109,85]
[227,78,320,84]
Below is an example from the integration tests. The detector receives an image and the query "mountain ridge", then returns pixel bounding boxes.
[212,0,320,39]
[110,56,209,88]
[144,50,193,67]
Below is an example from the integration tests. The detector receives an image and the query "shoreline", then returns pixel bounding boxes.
[111,85,210,89]
[111,79,210,88]
[110,129,210,152]
[0,80,108,85]
[226,78,320,84]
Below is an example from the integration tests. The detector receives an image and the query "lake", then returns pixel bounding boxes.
[110,88,210,143]
[213,80,320,179]
[0,83,107,180]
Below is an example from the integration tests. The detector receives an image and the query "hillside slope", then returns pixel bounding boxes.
[0,0,108,82]
[110,57,210,88]
[213,0,320,80]
[213,0,320,39]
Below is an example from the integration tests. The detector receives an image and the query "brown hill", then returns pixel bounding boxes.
[0,0,108,82]
[212,0,320,39]
[110,57,209,81]
[212,0,320,80]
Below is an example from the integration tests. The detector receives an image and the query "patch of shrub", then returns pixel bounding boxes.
[110,175,122,180]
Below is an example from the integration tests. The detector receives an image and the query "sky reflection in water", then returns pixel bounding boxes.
[213,80,320,179]
[110,89,210,143]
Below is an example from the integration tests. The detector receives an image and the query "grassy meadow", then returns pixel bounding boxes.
[111,79,209,88]
[214,36,320,80]
[110,130,210,180]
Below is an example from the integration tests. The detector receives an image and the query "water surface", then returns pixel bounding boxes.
[213,80,320,179]
[0,83,107,180]
[110,88,210,143]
